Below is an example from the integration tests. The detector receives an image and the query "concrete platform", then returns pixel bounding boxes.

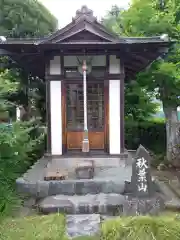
[15,154,180,216]
[16,155,132,198]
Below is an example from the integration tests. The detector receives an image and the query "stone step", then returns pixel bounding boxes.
[38,193,125,215]
[38,180,180,215]
[16,178,126,198]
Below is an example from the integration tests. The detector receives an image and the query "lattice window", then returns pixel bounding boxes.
[66,83,104,130]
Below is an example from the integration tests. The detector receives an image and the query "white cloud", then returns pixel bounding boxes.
[39,0,130,27]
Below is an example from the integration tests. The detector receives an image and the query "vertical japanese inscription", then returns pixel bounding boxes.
[136,157,148,193]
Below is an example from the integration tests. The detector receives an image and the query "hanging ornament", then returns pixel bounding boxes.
[76,56,93,75]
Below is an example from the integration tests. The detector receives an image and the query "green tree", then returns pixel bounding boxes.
[102,4,159,121]
[0,0,53,217]
[0,70,18,112]
[112,0,180,162]
[0,0,58,121]
[0,0,58,37]
[125,81,159,121]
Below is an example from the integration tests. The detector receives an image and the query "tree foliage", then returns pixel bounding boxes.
[0,68,21,123]
[0,0,58,37]
[104,0,180,162]
[0,64,45,219]
[0,0,58,121]
[125,81,159,121]
[102,4,159,121]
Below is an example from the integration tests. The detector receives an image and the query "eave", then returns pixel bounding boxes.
[0,38,174,80]
[0,4,175,80]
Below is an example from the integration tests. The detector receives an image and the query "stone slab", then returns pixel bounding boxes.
[16,178,125,198]
[38,193,125,214]
[66,214,100,239]
[123,194,165,216]
[94,165,132,182]
[51,157,129,169]
[154,179,180,210]
[17,154,133,185]
[75,160,94,179]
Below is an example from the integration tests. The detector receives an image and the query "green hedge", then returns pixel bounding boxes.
[125,121,166,153]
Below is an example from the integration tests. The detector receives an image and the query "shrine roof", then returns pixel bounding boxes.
[0,6,175,79]
[1,5,173,46]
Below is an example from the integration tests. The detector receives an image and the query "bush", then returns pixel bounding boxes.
[0,119,45,218]
[125,121,166,153]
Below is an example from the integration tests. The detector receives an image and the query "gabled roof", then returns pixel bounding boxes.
[37,5,120,44]
[0,6,174,79]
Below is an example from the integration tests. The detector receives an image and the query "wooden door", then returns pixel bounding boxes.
[66,82,105,150]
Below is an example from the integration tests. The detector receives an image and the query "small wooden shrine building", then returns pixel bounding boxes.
[0,6,172,157]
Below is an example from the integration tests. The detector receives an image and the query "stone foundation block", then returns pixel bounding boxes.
[75,160,94,179]
[36,181,50,198]
[38,193,125,215]
[48,181,75,196]
[123,194,165,216]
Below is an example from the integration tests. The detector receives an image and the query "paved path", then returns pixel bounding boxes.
[66,214,100,238]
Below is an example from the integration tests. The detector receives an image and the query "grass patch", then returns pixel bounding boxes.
[0,214,180,240]
[101,215,180,240]
[0,214,67,240]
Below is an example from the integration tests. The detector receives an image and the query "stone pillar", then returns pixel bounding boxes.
[109,55,121,154]
[120,60,125,153]
[45,55,63,156]
[50,80,62,155]
[108,56,126,155]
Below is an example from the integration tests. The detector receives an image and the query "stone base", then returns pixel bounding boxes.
[38,193,125,215]
[82,139,90,153]
[75,160,94,179]
[123,194,165,216]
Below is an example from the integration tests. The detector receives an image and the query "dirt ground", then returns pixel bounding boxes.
[153,168,180,198]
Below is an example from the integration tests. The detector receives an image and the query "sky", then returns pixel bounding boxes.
[39,0,130,28]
